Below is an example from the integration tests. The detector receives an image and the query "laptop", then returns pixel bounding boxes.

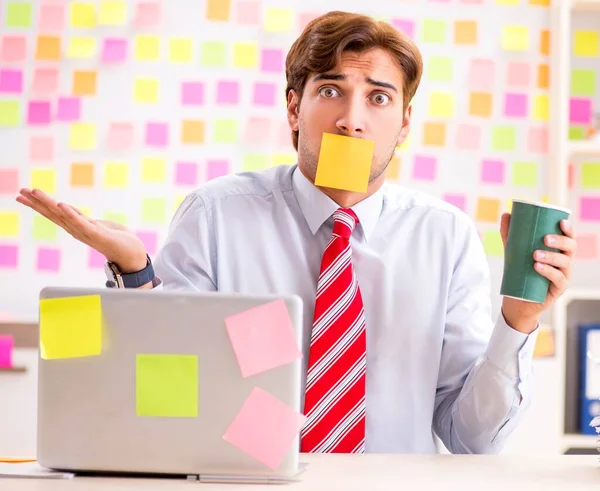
[36,286,305,483]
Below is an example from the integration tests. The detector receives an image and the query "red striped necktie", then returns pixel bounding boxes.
[300,207,366,454]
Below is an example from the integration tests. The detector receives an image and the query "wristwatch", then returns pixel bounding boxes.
[104,254,155,288]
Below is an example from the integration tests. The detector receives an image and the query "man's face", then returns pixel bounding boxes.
[287,47,412,184]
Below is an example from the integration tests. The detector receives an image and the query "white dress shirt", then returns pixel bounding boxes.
[152,163,538,454]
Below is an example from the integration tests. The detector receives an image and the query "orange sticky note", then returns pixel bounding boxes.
[314,133,375,193]
[181,120,205,144]
[423,122,446,146]
[70,163,94,187]
[206,0,230,21]
[386,154,401,181]
[35,36,61,61]
[540,29,550,56]
[476,197,501,222]
[73,71,97,96]
[537,64,549,89]
[469,92,493,117]
[454,20,477,45]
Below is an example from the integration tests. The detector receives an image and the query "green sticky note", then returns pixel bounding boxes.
[213,119,238,143]
[0,101,21,126]
[427,56,453,82]
[39,295,103,360]
[422,19,446,43]
[571,69,596,97]
[483,230,504,257]
[32,215,58,241]
[581,162,600,188]
[141,198,166,224]
[569,126,586,140]
[201,41,226,67]
[136,354,198,417]
[512,162,538,187]
[492,126,516,151]
[7,2,32,27]
[104,212,127,225]
[243,154,269,171]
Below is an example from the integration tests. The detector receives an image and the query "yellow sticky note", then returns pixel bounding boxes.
[533,94,549,121]
[40,295,102,360]
[265,8,293,32]
[574,31,599,57]
[169,38,192,63]
[271,153,296,166]
[99,1,127,25]
[314,133,375,193]
[67,37,96,59]
[502,26,530,51]
[104,162,129,188]
[141,157,166,183]
[582,163,600,188]
[428,92,454,118]
[134,78,158,103]
[69,123,96,151]
[233,42,258,68]
[135,35,160,61]
[70,2,96,28]
[0,212,19,237]
[31,169,56,194]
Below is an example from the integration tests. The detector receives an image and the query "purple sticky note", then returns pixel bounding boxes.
[101,38,127,63]
[37,248,61,272]
[506,61,530,88]
[481,159,505,184]
[412,155,436,181]
[181,82,204,105]
[261,49,283,72]
[442,193,466,211]
[253,82,276,106]
[145,122,169,147]
[175,161,198,185]
[88,248,106,269]
[0,36,27,63]
[0,245,18,268]
[29,136,54,162]
[504,93,528,117]
[222,387,307,471]
[216,81,239,104]
[207,160,229,180]
[224,299,302,378]
[0,335,14,368]
[391,19,415,39]
[527,127,548,154]
[0,69,23,93]
[136,231,158,255]
[57,97,81,122]
[580,197,600,222]
[569,98,592,125]
[469,59,495,90]
[27,101,52,125]
[32,68,59,94]
[455,124,481,151]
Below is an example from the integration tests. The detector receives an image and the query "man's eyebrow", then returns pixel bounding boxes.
[312,73,398,93]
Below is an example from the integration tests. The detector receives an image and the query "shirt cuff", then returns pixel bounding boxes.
[151,276,163,289]
[484,312,539,380]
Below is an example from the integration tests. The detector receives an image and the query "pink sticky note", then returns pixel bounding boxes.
[575,234,598,259]
[107,122,134,151]
[455,124,481,151]
[412,155,436,181]
[101,38,127,63]
[135,231,158,255]
[207,159,229,180]
[224,299,302,378]
[469,59,495,90]
[57,97,81,122]
[442,193,466,211]
[244,117,271,145]
[37,248,61,272]
[0,69,23,93]
[506,61,531,88]
[504,93,528,117]
[570,98,592,125]
[175,161,198,185]
[0,245,18,268]
[88,248,106,269]
[235,1,260,26]
[481,159,505,184]
[145,122,169,147]
[0,335,14,368]
[1,36,27,62]
[32,68,59,94]
[527,126,548,154]
[134,2,161,28]
[38,3,65,31]
[222,387,307,470]
[391,19,415,39]
[216,81,239,104]
[0,169,19,194]
[261,49,283,73]
[277,123,291,148]
[580,197,600,222]
[29,136,54,161]
[27,101,52,126]
[181,82,204,105]
[253,82,276,106]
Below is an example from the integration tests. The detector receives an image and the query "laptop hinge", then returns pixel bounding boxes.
[186,474,199,481]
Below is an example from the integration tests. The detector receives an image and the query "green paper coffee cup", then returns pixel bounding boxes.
[500,199,572,304]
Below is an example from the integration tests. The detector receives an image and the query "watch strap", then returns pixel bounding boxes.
[109,255,155,288]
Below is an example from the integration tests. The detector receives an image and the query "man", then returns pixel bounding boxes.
[17,11,576,454]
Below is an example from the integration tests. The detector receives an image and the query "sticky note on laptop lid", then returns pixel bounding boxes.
[314,133,374,193]
[39,295,102,359]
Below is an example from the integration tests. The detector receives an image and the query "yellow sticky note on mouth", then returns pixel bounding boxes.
[314,133,374,193]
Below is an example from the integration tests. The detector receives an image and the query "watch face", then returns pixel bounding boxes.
[104,261,118,282]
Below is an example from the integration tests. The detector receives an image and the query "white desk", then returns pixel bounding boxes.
[2,454,600,490]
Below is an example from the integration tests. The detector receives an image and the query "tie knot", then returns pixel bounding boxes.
[332,208,358,240]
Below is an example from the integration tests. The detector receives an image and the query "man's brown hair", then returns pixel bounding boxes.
[285,11,424,151]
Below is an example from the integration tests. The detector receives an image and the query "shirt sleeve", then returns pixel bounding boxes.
[432,214,539,454]
[151,192,217,292]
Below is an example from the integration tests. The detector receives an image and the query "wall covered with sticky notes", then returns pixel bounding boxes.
[0,0,599,321]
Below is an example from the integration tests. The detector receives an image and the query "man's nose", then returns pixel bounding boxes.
[335,99,367,136]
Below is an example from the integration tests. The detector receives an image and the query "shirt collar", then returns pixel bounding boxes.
[291,165,383,242]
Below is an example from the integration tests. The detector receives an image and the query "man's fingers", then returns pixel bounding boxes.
[56,203,98,242]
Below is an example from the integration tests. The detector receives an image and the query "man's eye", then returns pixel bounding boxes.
[372,93,390,105]
[319,87,339,98]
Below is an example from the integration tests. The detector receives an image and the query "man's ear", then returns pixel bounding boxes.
[287,89,300,132]
[396,105,412,146]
